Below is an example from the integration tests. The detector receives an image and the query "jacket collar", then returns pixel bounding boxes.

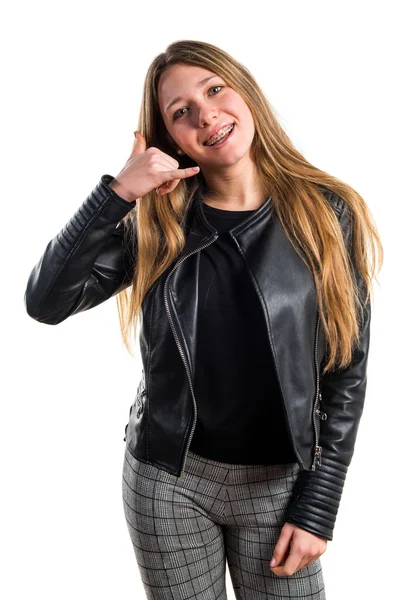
[183,183,340,244]
[183,187,274,247]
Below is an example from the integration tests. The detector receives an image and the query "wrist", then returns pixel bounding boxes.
[108,179,136,203]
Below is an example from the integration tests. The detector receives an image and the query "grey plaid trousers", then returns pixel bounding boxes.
[122,444,326,599]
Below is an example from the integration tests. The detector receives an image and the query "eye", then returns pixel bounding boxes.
[172,85,223,121]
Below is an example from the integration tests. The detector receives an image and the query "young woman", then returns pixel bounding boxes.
[25,40,383,599]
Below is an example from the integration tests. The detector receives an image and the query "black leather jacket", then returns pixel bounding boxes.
[24,174,371,542]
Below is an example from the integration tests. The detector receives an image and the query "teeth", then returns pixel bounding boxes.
[205,124,234,145]
[206,124,233,145]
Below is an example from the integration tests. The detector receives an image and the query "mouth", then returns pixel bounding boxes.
[203,123,235,147]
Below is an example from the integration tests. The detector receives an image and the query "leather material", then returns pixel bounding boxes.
[284,200,371,540]
[24,174,136,323]
[24,174,371,542]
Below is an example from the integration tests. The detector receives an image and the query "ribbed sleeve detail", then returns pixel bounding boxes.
[24,175,136,324]
[284,455,349,541]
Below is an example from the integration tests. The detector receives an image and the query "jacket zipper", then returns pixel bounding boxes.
[164,227,326,475]
[311,314,328,470]
[163,233,219,478]
[228,233,305,470]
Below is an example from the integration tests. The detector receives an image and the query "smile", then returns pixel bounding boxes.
[204,124,235,148]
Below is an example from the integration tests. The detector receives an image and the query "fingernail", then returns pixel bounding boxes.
[270,558,277,567]
[191,166,200,171]
[134,131,137,139]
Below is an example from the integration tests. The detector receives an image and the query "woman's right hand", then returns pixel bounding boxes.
[108,131,200,202]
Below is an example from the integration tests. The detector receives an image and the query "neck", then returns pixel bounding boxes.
[200,156,269,211]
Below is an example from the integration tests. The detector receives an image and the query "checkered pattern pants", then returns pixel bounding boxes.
[122,445,326,599]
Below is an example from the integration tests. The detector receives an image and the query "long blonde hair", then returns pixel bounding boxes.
[116,39,383,374]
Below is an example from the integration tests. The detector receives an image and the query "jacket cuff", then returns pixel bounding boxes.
[284,454,348,541]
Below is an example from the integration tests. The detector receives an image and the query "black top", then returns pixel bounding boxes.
[189,201,297,465]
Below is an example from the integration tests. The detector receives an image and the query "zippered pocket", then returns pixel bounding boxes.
[135,388,146,418]
[123,379,146,441]
[316,392,328,421]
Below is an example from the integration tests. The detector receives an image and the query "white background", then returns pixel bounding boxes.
[2,1,398,598]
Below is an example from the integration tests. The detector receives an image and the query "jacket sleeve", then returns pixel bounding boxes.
[24,174,137,325]
[284,198,372,541]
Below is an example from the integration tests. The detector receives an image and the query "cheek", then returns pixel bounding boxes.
[226,94,254,128]
[239,109,256,142]
[237,101,254,125]
[175,128,193,148]
[167,123,188,146]
[163,123,178,146]
[221,95,238,116]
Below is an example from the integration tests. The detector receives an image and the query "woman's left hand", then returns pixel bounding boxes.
[269,522,328,576]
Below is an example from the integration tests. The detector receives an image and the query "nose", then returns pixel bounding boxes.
[196,102,218,128]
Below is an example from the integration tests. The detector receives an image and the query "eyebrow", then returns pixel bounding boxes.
[165,75,219,112]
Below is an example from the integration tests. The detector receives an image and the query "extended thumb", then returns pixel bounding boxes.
[132,130,146,154]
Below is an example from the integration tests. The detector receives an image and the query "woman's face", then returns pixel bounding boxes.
[157,64,256,171]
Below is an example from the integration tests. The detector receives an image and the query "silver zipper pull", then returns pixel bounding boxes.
[136,398,144,418]
[316,408,328,420]
[312,445,322,469]
[136,389,146,418]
